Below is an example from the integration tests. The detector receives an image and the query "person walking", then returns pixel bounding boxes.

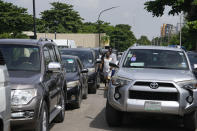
[108,47,117,77]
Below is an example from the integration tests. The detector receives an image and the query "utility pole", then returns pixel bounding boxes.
[180,14,182,46]
[98,6,119,48]
[33,0,37,39]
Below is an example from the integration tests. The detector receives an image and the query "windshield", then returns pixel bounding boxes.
[0,44,40,71]
[60,50,94,68]
[62,58,78,73]
[123,49,189,70]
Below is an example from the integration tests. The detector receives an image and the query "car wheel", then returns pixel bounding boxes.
[36,101,49,131]
[89,82,97,94]
[105,101,122,127]
[184,110,197,131]
[54,92,65,123]
[83,86,88,99]
[73,88,82,109]
[97,75,100,89]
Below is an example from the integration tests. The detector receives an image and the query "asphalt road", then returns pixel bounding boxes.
[51,84,187,131]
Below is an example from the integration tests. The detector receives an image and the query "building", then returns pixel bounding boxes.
[23,32,109,48]
[160,24,174,37]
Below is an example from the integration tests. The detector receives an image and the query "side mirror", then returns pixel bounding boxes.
[81,68,88,73]
[194,64,197,70]
[48,62,61,73]
[109,62,119,68]
[96,59,101,64]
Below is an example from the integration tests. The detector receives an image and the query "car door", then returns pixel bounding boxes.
[43,46,57,113]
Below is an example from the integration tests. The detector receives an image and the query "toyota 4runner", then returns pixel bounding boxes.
[106,46,197,130]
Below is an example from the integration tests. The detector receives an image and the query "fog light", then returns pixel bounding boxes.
[114,93,121,100]
[71,95,76,100]
[11,112,25,118]
[186,96,193,104]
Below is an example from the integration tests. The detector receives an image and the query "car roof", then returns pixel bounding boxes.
[0,39,57,47]
[61,55,79,59]
[129,45,183,51]
[61,48,94,52]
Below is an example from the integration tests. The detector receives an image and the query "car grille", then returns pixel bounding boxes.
[129,90,179,101]
[134,82,175,88]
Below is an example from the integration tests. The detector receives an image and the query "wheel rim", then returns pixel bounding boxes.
[42,110,47,131]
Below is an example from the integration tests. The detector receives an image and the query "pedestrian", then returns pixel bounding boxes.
[108,47,117,77]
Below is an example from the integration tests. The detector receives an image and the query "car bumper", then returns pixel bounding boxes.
[108,82,197,116]
[67,86,79,103]
[10,97,41,130]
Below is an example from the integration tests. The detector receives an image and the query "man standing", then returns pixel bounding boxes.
[108,47,117,77]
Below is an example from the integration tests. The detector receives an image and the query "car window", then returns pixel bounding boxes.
[62,57,78,73]
[54,46,61,62]
[123,49,189,70]
[0,44,40,71]
[0,50,5,65]
[43,46,51,66]
[48,45,56,62]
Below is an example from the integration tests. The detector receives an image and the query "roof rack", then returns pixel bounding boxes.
[38,38,54,42]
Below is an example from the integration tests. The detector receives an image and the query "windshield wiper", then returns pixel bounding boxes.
[146,66,174,69]
[129,66,145,68]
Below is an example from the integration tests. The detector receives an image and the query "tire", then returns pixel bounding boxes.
[105,101,122,127]
[36,101,49,131]
[89,82,97,94]
[54,92,65,123]
[184,110,197,131]
[83,86,88,99]
[97,75,100,89]
[73,88,82,109]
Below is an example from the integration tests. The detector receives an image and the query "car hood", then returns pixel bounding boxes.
[116,68,195,82]
[9,71,42,89]
[65,72,79,82]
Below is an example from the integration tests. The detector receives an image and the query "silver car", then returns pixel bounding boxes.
[106,46,197,130]
[0,51,10,131]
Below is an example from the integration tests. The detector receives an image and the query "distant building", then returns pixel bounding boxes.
[160,24,174,37]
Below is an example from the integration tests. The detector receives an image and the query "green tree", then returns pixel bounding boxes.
[137,36,151,45]
[0,0,33,37]
[40,2,84,33]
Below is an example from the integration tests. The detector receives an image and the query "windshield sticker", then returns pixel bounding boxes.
[67,59,74,63]
[179,52,184,56]
[89,60,93,63]
[153,53,158,55]
[127,54,133,57]
[181,63,187,67]
[130,63,144,67]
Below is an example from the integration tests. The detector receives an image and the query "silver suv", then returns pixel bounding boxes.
[106,46,197,130]
[0,50,10,131]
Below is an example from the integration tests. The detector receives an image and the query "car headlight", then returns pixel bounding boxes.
[67,80,79,88]
[88,68,95,73]
[111,76,132,86]
[11,89,36,106]
[177,80,197,90]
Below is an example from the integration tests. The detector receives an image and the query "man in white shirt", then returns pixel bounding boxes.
[108,47,117,77]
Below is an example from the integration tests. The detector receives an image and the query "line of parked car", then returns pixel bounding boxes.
[0,38,103,131]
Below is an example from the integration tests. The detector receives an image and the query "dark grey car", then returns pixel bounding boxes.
[0,39,66,131]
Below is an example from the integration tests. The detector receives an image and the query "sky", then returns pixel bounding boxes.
[5,0,180,40]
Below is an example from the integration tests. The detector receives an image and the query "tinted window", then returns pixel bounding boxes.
[123,49,189,70]
[43,47,51,66]
[0,50,5,65]
[62,57,78,73]
[0,44,40,71]
[60,50,94,68]
[188,53,197,65]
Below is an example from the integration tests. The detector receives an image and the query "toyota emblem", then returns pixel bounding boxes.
[150,82,159,89]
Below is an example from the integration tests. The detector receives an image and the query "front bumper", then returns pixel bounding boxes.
[67,86,79,103]
[10,97,41,130]
[108,81,197,116]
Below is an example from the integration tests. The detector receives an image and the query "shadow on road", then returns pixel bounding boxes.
[89,107,187,131]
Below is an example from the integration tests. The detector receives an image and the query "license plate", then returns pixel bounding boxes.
[144,101,161,111]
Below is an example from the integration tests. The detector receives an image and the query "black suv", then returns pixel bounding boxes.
[60,48,100,94]
[0,39,66,131]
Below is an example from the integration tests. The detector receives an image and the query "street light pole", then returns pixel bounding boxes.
[33,0,37,39]
[97,6,119,48]
[180,14,182,46]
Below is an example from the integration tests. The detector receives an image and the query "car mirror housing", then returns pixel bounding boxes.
[194,64,197,70]
[96,59,101,64]
[81,68,88,73]
[48,62,61,73]
[109,62,119,68]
